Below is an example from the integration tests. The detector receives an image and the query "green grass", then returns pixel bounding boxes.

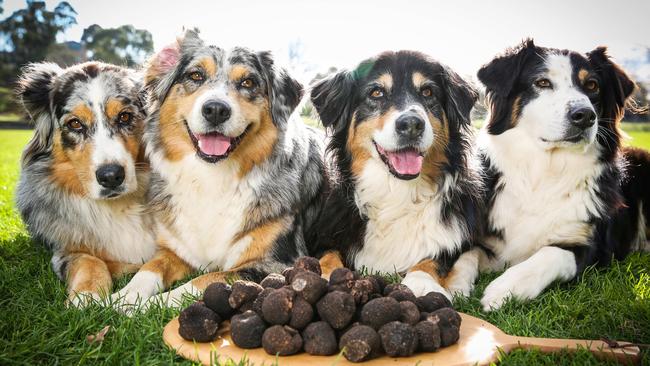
[0,129,649,365]
[0,113,21,122]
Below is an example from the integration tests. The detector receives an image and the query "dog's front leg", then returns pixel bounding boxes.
[111,248,192,314]
[480,246,578,311]
[401,258,452,300]
[58,251,113,308]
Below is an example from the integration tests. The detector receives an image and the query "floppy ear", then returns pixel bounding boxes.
[257,51,304,125]
[145,28,203,101]
[587,46,636,120]
[477,39,537,134]
[310,70,355,131]
[15,62,62,165]
[441,66,478,128]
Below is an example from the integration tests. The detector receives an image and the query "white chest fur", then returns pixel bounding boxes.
[353,159,466,273]
[482,130,604,265]
[153,154,257,271]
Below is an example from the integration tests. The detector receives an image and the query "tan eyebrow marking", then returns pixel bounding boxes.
[70,104,94,126]
[198,57,218,78]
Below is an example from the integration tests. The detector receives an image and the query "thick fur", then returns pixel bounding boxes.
[15,62,155,307]
[112,30,326,311]
[461,40,647,310]
[310,51,483,299]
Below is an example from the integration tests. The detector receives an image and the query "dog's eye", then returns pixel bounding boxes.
[369,87,384,99]
[118,112,133,125]
[188,71,204,82]
[421,87,433,98]
[534,78,552,88]
[66,118,84,131]
[585,79,599,93]
[240,78,256,89]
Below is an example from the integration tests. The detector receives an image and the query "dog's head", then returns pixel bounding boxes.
[311,51,477,182]
[145,29,303,171]
[478,39,635,156]
[16,62,146,199]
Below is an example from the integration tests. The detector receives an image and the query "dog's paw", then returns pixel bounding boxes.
[142,283,200,311]
[110,271,162,315]
[67,291,101,308]
[445,277,474,298]
[401,271,451,300]
[480,267,542,311]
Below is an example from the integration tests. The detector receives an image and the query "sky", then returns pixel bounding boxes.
[4,0,650,84]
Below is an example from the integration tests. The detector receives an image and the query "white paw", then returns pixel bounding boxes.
[141,283,201,312]
[110,271,163,315]
[401,271,452,300]
[445,277,474,298]
[480,267,541,311]
[67,291,101,308]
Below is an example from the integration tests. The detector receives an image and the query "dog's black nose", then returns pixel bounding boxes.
[395,113,425,139]
[569,107,596,129]
[96,164,125,189]
[202,100,231,125]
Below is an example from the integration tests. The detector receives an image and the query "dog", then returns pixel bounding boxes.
[111,30,326,311]
[15,62,155,307]
[309,51,483,299]
[452,40,649,311]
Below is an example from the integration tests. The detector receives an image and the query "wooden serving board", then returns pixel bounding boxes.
[163,312,640,365]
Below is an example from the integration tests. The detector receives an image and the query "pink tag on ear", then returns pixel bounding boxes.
[155,43,180,72]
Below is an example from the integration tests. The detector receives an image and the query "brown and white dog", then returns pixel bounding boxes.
[15,62,155,307]
[111,30,327,312]
[309,51,484,299]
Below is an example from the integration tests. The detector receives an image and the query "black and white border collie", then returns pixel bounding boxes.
[310,51,483,299]
[15,62,156,307]
[111,30,326,312]
[454,40,649,311]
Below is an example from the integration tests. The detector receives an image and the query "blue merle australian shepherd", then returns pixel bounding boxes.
[309,51,484,300]
[15,62,156,307]
[452,40,650,311]
[111,30,326,311]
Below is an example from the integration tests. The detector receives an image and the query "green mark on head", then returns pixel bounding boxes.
[352,59,375,81]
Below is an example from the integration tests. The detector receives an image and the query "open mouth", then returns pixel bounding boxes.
[373,141,424,180]
[185,121,249,163]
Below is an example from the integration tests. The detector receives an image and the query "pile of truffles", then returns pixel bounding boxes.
[177,256,461,362]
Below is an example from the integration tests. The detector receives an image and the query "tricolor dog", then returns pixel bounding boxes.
[112,30,326,311]
[309,51,483,299]
[454,40,650,311]
[15,62,155,307]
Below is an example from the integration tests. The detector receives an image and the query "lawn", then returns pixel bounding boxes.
[0,126,649,365]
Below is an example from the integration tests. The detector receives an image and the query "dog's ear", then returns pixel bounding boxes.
[441,66,478,128]
[478,39,537,134]
[310,70,355,131]
[145,28,203,100]
[15,62,62,165]
[257,51,304,125]
[587,46,636,120]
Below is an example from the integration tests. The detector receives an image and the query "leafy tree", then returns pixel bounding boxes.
[81,24,153,66]
[0,1,76,67]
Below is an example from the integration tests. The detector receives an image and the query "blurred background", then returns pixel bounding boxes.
[1,0,649,127]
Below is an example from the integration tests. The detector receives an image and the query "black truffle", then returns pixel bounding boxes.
[203,282,235,319]
[291,270,328,304]
[359,297,401,330]
[387,288,417,303]
[302,321,337,356]
[399,301,420,325]
[425,308,461,347]
[339,325,382,362]
[382,283,411,296]
[252,287,274,317]
[228,280,263,309]
[378,321,419,357]
[415,320,441,352]
[262,287,295,325]
[260,273,286,289]
[289,296,314,330]
[316,291,356,329]
[282,267,303,284]
[329,267,355,287]
[294,256,322,276]
[262,325,303,356]
[178,302,221,342]
[367,274,386,294]
[350,279,375,305]
[415,291,452,313]
[230,310,266,349]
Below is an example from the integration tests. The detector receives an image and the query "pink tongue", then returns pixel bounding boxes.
[386,150,424,175]
[196,133,232,156]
